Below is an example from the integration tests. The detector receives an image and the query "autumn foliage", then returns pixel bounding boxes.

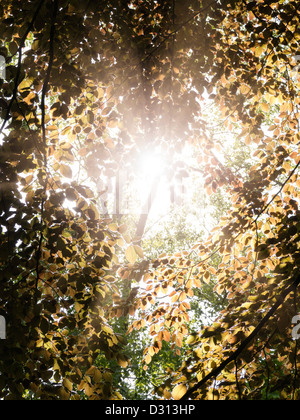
[1,0,300,400]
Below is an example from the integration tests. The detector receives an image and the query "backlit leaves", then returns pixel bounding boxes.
[172,383,187,400]
[1,0,300,401]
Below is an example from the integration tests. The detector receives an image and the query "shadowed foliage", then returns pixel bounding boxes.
[1,0,300,400]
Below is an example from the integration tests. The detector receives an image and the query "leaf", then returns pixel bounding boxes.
[163,330,171,342]
[248,11,255,20]
[25,190,34,204]
[84,383,94,397]
[203,271,210,284]
[193,277,201,288]
[60,164,72,179]
[108,223,118,231]
[134,245,144,258]
[9,41,18,55]
[63,378,73,392]
[172,384,187,400]
[53,359,60,372]
[93,369,102,383]
[117,354,128,368]
[125,245,138,264]
[144,354,152,365]
[65,187,77,201]
[260,102,269,113]
[254,45,265,57]
[186,334,197,345]
[18,77,34,91]
[24,92,35,105]
[148,346,155,357]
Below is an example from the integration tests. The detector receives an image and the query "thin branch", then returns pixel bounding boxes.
[180,272,300,400]
[41,0,58,150]
[292,288,298,400]
[254,160,300,223]
[0,0,45,135]
[36,0,58,289]
[9,0,46,60]
[235,358,242,400]
[0,47,23,135]
[134,174,161,244]
[103,0,217,107]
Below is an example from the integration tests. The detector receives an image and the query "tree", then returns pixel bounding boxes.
[1,0,300,400]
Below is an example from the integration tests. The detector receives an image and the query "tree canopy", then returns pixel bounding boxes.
[1,0,300,400]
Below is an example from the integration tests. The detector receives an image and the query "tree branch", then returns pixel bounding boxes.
[180,272,300,400]
[254,160,300,223]
[36,0,58,289]
[0,0,45,135]
[41,0,58,150]
[134,174,161,245]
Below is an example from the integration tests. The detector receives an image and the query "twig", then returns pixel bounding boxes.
[180,272,300,399]
[0,0,45,135]
[36,0,58,289]
[41,0,58,151]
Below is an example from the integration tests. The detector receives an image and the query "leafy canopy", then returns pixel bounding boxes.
[1,0,300,400]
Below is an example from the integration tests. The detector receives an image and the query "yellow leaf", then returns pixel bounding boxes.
[261,102,269,113]
[59,388,70,400]
[193,277,201,288]
[85,366,96,376]
[93,369,102,383]
[282,161,291,172]
[75,302,84,313]
[176,335,183,347]
[254,46,264,57]
[172,384,187,400]
[61,126,72,136]
[280,102,289,112]
[118,223,127,234]
[53,359,60,372]
[163,330,171,342]
[148,346,155,357]
[240,84,250,95]
[109,223,118,231]
[84,383,94,397]
[18,77,34,91]
[102,325,114,335]
[133,244,144,258]
[171,293,179,303]
[179,291,187,301]
[24,92,35,105]
[248,10,255,20]
[125,245,138,264]
[63,378,73,392]
[144,354,152,364]
[117,354,128,368]
[186,334,197,345]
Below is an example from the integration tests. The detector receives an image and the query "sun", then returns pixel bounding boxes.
[133,150,169,216]
[137,150,165,182]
